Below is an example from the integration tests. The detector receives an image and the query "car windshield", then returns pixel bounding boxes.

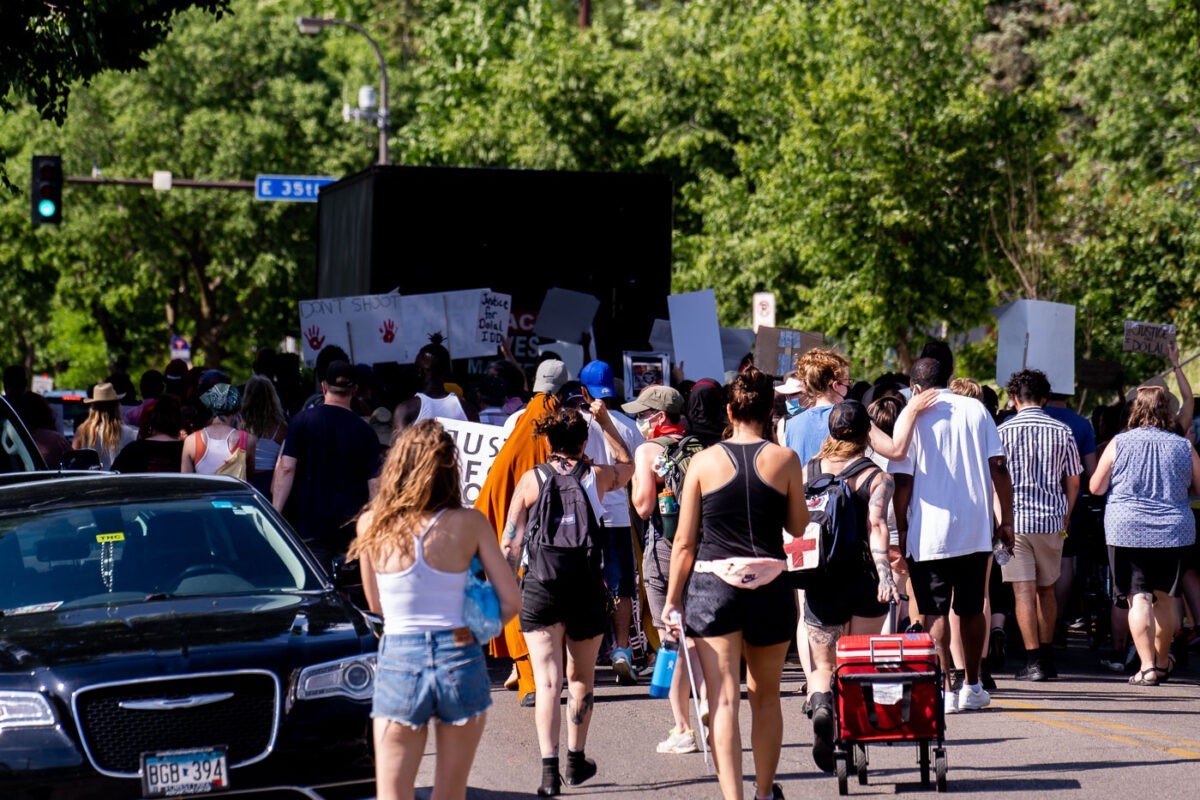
[0,416,38,474]
[0,496,320,614]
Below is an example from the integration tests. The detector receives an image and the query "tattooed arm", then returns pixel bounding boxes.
[501,471,535,574]
[866,470,900,603]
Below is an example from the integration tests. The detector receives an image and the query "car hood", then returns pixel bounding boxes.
[0,592,373,673]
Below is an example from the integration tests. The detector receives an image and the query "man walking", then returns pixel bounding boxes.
[272,361,382,572]
[999,369,1082,680]
[890,357,1015,713]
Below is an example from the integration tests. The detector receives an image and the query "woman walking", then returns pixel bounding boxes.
[73,382,139,469]
[663,368,811,800]
[352,420,520,800]
[181,383,257,478]
[1090,385,1200,685]
[500,402,634,796]
[240,375,288,497]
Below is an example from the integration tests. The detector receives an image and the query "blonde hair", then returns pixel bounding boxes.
[949,378,983,401]
[74,401,123,457]
[348,420,462,564]
[1126,386,1175,432]
[795,348,850,396]
[239,375,285,438]
[814,432,869,462]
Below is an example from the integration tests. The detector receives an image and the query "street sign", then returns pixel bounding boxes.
[170,336,191,363]
[255,175,336,203]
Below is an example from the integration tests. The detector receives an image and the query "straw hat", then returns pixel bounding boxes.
[85,383,125,404]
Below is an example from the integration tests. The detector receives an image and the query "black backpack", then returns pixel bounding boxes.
[786,457,878,588]
[650,435,705,543]
[523,461,606,584]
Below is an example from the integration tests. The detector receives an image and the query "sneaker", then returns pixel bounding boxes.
[612,648,637,686]
[986,628,1007,670]
[959,683,991,711]
[980,668,997,691]
[1100,651,1126,672]
[1015,662,1048,682]
[656,727,699,754]
[944,690,959,715]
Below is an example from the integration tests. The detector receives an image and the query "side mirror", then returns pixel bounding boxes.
[59,449,102,471]
[330,556,362,588]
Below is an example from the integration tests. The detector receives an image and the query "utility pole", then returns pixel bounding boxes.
[580,0,591,29]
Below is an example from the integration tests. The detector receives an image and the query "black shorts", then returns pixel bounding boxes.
[685,571,797,647]
[988,557,1014,616]
[602,526,636,598]
[907,551,991,618]
[520,574,608,641]
[1108,545,1187,600]
[803,561,888,628]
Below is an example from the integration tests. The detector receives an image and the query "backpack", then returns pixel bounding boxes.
[523,461,606,584]
[785,456,878,588]
[650,435,705,543]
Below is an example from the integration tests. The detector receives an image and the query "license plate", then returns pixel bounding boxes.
[140,747,228,797]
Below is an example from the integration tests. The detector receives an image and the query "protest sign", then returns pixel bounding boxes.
[299,293,406,367]
[477,291,512,347]
[752,292,776,333]
[669,290,725,381]
[754,326,825,376]
[398,293,450,362]
[722,327,756,373]
[439,289,508,361]
[1123,321,1177,357]
[538,340,585,379]
[624,352,670,401]
[992,299,1076,394]
[534,288,600,344]
[648,319,675,361]
[437,416,510,504]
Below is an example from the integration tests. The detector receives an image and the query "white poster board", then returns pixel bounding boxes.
[537,340,585,379]
[752,292,776,333]
[437,417,510,504]
[668,290,725,381]
[299,293,407,367]
[992,300,1076,395]
[398,293,450,363]
[648,319,675,362]
[533,288,600,344]
[721,327,756,373]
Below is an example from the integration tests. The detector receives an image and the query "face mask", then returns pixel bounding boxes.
[636,415,654,438]
[785,398,802,417]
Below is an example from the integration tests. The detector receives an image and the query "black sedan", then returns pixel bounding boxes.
[0,473,378,799]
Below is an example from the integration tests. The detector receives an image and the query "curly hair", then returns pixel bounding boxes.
[727,366,775,423]
[348,420,462,565]
[1003,369,1048,405]
[1126,386,1175,432]
[795,348,850,396]
[533,407,589,455]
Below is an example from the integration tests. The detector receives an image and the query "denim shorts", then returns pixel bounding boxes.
[372,629,492,729]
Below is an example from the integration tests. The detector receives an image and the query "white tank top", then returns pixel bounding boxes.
[194,428,238,475]
[376,510,469,635]
[415,392,468,423]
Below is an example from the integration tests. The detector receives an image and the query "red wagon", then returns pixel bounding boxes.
[831,632,948,793]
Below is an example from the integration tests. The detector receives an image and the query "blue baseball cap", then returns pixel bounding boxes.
[579,360,615,399]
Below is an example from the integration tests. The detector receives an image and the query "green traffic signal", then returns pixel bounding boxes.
[31,155,63,225]
[37,199,56,218]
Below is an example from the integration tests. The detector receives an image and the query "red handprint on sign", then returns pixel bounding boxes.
[380,319,396,344]
[305,326,325,351]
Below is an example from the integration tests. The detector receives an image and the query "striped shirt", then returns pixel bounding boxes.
[998,406,1083,534]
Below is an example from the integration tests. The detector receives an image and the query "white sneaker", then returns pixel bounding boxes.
[656,727,700,754]
[943,690,959,715]
[958,683,991,711]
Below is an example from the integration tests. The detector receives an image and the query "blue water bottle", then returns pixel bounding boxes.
[649,640,679,698]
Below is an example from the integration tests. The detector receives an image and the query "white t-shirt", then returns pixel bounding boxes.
[583,410,644,527]
[415,392,468,423]
[887,389,1004,561]
[502,407,526,435]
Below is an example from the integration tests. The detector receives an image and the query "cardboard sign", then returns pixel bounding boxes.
[668,290,726,381]
[477,292,512,346]
[533,288,600,344]
[992,299,1076,395]
[1123,321,1177,357]
[752,292,776,333]
[437,417,510,504]
[299,293,406,367]
[624,352,670,401]
[30,375,53,395]
[754,326,824,376]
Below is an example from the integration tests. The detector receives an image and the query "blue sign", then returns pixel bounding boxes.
[255,174,337,203]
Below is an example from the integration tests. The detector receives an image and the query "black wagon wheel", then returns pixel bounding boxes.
[836,750,849,795]
[854,743,868,785]
[935,747,948,792]
[919,740,931,786]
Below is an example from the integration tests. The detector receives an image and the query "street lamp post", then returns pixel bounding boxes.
[297,16,389,165]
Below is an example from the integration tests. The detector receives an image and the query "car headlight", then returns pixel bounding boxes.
[295,655,376,701]
[0,691,56,731]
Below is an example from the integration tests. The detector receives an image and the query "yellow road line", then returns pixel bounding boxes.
[992,698,1200,760]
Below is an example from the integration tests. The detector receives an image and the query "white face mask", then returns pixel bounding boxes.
[636,414,654,438]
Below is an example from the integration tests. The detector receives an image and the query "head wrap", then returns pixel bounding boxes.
[685,378,728,447]
[200,383,241,416]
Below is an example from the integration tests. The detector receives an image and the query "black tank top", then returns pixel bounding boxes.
[696,442,788,561]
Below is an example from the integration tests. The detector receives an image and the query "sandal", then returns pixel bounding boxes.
[1162,654,1176,683]
[1129,667,1167,686]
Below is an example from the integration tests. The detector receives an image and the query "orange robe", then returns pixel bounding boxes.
[473,393,554,662]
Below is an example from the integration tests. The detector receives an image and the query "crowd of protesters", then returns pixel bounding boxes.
[4,332,1200,800]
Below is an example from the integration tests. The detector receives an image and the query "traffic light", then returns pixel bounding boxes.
[31,155,62,225]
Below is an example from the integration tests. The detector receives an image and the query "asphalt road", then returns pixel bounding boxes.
[406,634,1200,799]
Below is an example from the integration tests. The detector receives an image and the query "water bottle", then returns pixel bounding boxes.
[993,539,1012,567]
[657,487,679,541]
[649,640,678,698]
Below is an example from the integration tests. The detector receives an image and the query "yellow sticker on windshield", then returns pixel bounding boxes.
[96,532,125,543]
